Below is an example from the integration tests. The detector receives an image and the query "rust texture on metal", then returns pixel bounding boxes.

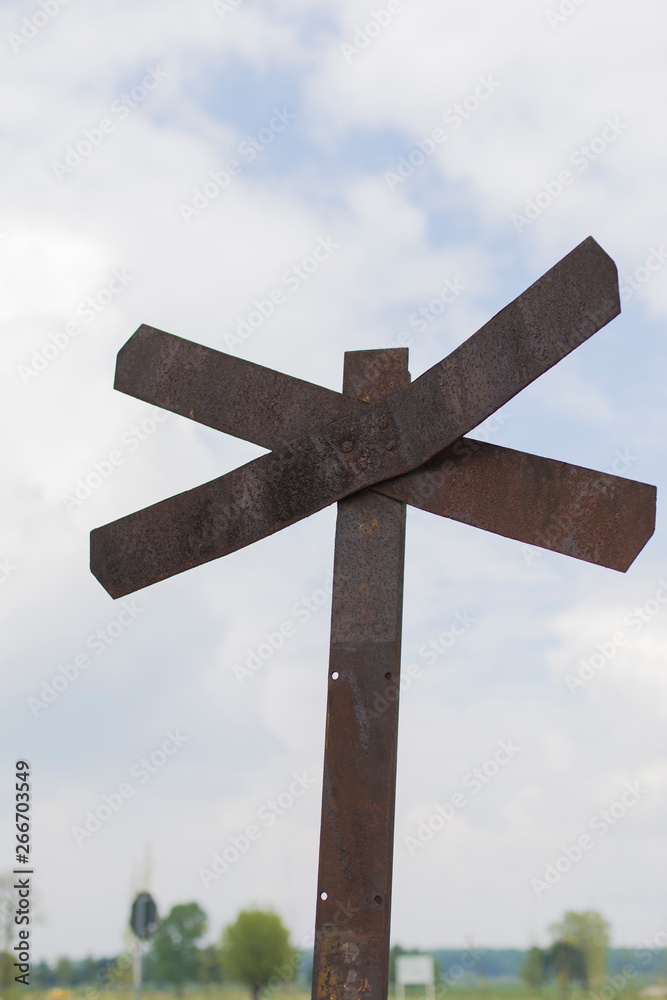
[90,395,409,598]
[312,350,408,1000]
[115,324,360,449]
[91,237,628,598]
[388,236,620,468]
[112,326,655,575]
[375,439,656,573]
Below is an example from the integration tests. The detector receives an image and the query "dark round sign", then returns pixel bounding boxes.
[131,892,158,940]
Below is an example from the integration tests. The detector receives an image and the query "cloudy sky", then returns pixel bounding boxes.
[2,0,667,966]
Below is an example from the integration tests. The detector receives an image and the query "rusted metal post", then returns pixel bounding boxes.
[312,349,410,1000]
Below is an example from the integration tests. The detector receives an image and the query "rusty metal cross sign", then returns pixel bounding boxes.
[91,237,656,1000]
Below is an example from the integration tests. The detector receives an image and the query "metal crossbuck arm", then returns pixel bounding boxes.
[91,237,655,598]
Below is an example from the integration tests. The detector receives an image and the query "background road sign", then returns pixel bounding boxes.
[130,892,158,940]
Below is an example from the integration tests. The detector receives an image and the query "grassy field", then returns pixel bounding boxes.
[11,986,649,1000]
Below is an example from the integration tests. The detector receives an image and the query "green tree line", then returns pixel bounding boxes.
[11,906,667,998]
[21,906,301,998]
[521,910,611,995]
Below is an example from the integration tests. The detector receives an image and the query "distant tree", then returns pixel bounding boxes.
[107,951,133,990]
[0,953,13,995]
[54,956,75,986]
[32,960,56,988]
[545,940,587,997]
[73,956,98,984]
[152,902,208,995]
[521,947,546,992]
[199,944,222,987]
[550,911,611,989]
[220,909,297,1000]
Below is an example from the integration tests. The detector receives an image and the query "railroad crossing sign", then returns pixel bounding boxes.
[91,237,656,1000]
[130,892,158,940]
[130,892,157,1000]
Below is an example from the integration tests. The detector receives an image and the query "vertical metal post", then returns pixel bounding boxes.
[312,349,409,1000]
[134,938,142,1000]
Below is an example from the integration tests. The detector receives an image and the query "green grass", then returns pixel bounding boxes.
[16,984,652,1000]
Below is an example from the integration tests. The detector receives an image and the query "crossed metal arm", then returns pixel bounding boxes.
[91,237,655,599]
